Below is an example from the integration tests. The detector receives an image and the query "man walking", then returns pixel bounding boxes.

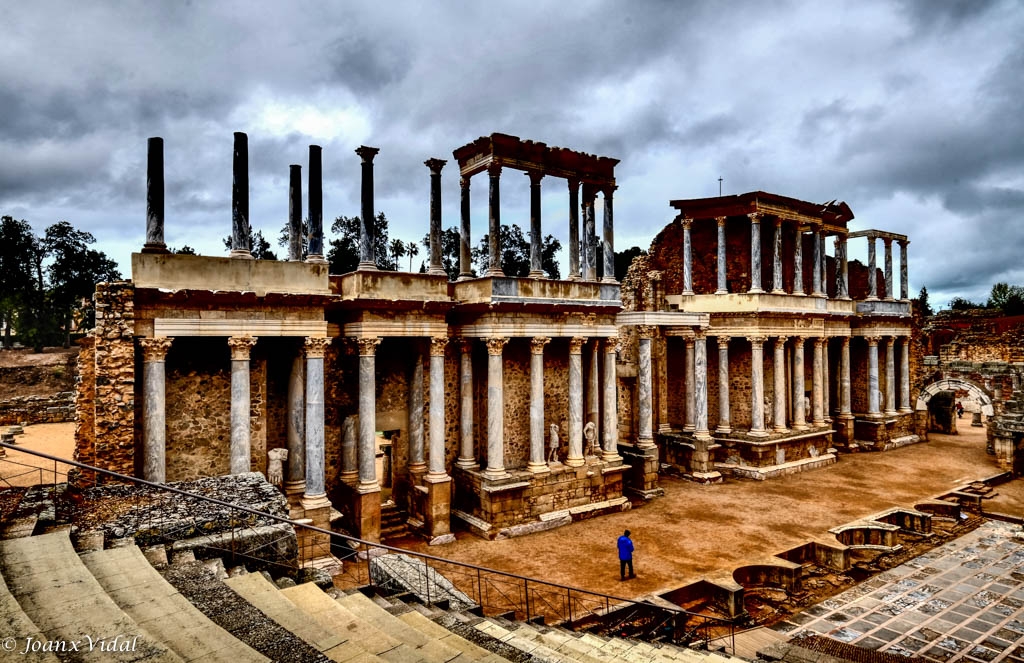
[617,529,635,580]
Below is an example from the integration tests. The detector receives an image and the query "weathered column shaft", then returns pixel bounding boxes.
[307,145,325,263]
[457,340,475,467]
[529,171,544,277]
[749,214,763,293]
[884,337,897,415]
[900,338,911,411]
[749,337,767,435]
[587,341,600,434]
[602,338,620,460]
[428,337,447,476]
[899,240,909,300]
[583,188,597,280]
[794,228,804,295]
[143,137,167,253]
[682,219,694,295]
[822,339,831,421]
[716,217,728,294]
[840,337,852,415]
[357,338,381,489]
[836,236,849,299]
[819,231,828,297]
[356,145,380,270]
[304,337,329,499]
[684,339,696,431]
[459,177,473,279]
[772,219,784,293]
[867,236,878,299]
[812,338,825,425]
[341,415,357,482]
[602,188,615,283]
[637,330,654,443]
[567,337,586,466]
[811,226,823,295]
[867,337,881,415]
[568,179,581,279]
[288,164,303,261]
[528,337,550,471]
[426,159,447,276]
[141,337,173,482]
[487,164,503,276]
[485,337,509,477]
[773,337,788,431]
[286,353,305,484]
[230,132,251,258]
[884,239,894,300]
[716,337,731,433]
[228,336,257,474]
[793,338,807,430]
[409,348,425,471]
[693,332,710,439]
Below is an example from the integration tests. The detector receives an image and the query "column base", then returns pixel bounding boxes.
[357,261,379,271]
[140,243,170,254]
[748,287,764,294]
[564,456,585,467]
[529,270,545,278]
[812,419,826,426]
[284,480,306,518]
[300,492,332,512]
[408,462,427,475]
[715,289,728,295]
[457,273,474,281]
[683,424,696,432]
[568,273,581,281]
[357,480,381,494]
[339,471,358,486]
[691,471,724,484]
[428,267,448,276]
[866,296,879,301]
[601,451,623,464]
[884,410,898,417]
[455,457,479,470]
[770,289,786,295]
[305,255,328,265]
[773,426,790,433]
[658,423,671,433]
[229,249,254,260]
[602,276,618,284]
[793,291,807,296]
[792,423,809,431]
[482,467,510,480]
[899,407,912,414]
[485,268,506,277]
[715,425,732,435]
[526,461,550,474]
[748,429,770,438]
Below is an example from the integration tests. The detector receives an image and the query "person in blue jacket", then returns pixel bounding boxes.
[617,529,635,580]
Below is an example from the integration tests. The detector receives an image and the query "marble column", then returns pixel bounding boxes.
[867,336,881,416]
[836,236,850,299]
[486,163,504,276]
[716,216,728,294]
[811,226,823,296]
[357,337,381,491]
[459,177,473,280]
[748,336,768,436]
[229,132,252,259]
[792,337,808,431]
[602,186,616,283]
[528,171,545,278]
[693,331,710,441]
[306,145,326,264]
[288,164,303,261]
[684,337,696,431]
[899,337,912,412]
[772,218,785,294]
[457,339,476,468]
[428,337,448,478]
[602,337,622,461]
[484,337,509,478]
[822,339,832,422]
[637,327,655,446]
[142,137,168,254]
[341,414,357,484]
[819,230,828,297]
[682,218,694,295]
[899,240,909,300]
[883,238,894,301]
[884,337,897,416]
[773,337,788,432]
[568,179,581,280]
[583,186,597,281]
[355,146,380,270]
[286,351,306,492]
[528,337,551,472]
[748,213,764,293]
[587,341,600,436]
[140,337,173,482]
[408,345,426,473]
[302,337,331,509]
[840,337,852,416]
[716,336,731,434]
[567,337,586,466]
[812,338,825,425]
[426,158,447,276]
[793,227,804,295]
[867,236,878,300]
[228,336,257,474]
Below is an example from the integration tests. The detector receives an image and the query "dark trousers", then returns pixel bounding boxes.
[620,558,634,579]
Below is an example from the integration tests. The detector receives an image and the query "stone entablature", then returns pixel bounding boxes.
[132,252,329,296]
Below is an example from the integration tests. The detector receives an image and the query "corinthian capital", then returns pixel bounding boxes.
[227,336,257,360]
[569,336,587,354]
[355,337,382,355]
[485,336,509,356]
[304,336,332,358]
[430,336,449,357]
[139,337,173,362]
[530,336,551,354]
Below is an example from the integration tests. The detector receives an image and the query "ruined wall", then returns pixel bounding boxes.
[73,336,96,472]
[925,311,1024,364]
[88,282,136,479]
[0,392,75,426]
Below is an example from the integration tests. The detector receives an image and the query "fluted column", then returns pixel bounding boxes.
[867,236,878,300]
[142,137,168,254]
[840,337,852,416]
[772,218,785,294]
[637,327,655,446]
[229,132,252,259]
[582,185,597,280]
[528,171,545,277]
[684,337,696,431]
[792,337,808,431]
[682,218,694,295]
[884,337,897,416]
[428,337,448,478]
[459,177,473,280]
[303,337,331,508]
[140,337,173,482]
[568,179,581,280]
[899,337,912,412]
[426,158,447,276]
[286,350,306,490]
[484,337,509,478]
[715,216,728,294]
[357,337,381,491]
[836,236,850,299]
[716,336,731,433]
[793,226,804,295]
[355,146,380,270]
[693,331,710,441]
[883,238,894,300]
[228,336,257,474]
[867,336,881,416]
[567,337,586,466]
[748,213,764,293]
[602,337,622,461]
[457,339,476,468]
[773,337,788,432]
[811,225,823,296]
[748,336,768,436]
[899,240,909,300]
[408,345,426,473]
[528,337,551,472]
[306,145,326,264]
[812,338,825,425]
[288,164,303,261]
[602,186,616,283]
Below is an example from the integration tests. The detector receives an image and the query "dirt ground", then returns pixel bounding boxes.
[0,347,78,368]
[0,422,76,486]
[0,347,78,399]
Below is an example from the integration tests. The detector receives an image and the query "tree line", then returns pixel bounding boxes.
[914,283,1024,317]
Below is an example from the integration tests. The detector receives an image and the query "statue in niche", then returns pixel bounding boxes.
[548,424,560,463]
[584,421,598,455]
[764,396,773,429]
[266,448,289,487]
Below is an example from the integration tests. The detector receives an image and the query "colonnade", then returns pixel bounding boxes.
[861,235,912,301]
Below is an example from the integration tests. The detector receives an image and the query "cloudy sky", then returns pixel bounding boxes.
[2,1,1021,307]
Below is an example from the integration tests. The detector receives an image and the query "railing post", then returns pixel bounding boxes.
[477,568,482,608]
[524,578,530,622]
[568,588,573,624]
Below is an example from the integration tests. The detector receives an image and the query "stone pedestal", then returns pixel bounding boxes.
[352,487,381,543]
[423,473,452,540]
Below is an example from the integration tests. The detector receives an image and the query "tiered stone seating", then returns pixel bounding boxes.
[0,570,59,663]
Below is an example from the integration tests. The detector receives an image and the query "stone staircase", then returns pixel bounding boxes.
[380,501,412,541]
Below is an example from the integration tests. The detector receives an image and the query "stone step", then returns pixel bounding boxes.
[336,590,466,662]
[731,626,787,661]
[0,565,60,662]
[472,617,577,663]
[501,621,612,663]
[80,544,268,662]
[0,530,181,662]
[398,608,509,663]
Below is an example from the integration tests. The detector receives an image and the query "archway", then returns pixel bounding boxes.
[916,378,994,416]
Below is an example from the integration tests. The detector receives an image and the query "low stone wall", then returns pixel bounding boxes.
[0,391,75,425]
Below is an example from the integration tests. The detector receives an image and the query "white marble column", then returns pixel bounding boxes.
[840,337,852,416]
[716,216,728,294]
[456,339,476,468]
[819,230,828,298]
[582,187,597,281]
[682,218,694,295]
[567,337,586,466]
[867,236,878,300]
[602,337,622,461]
[228,336,257,475]
[484,337,509,478]
[140,337,173,482]
[811,226,823,296]
[428,336,448,478]
[792,337,808,431]
[867,336,881,416]
[341,414,357,484]
[884,336,897,416]
[812,338,825,426]
[486,163,504,276]
[899,240,910,300]
[684,337,696,431]
[568,179,581,280]
[637,327,655,446]
[899,337,912,412]
[693,331,711,441]
[408,344,426,473]
[822,339,831,422]
[602,186,616,283]
[286,350,306,491]
[528,336,551,472]
[716,336,731,434]
[773,337,788,432]
[587,340,600,436]
[748,213,764,293]
[459,177,473,280]
[793,227,804,295]
[836,236,850,300]
[772,219,785,294]
[356,337,381,491]
[528,171,545,278]
[303,337,331,509]
[748,335,768,437]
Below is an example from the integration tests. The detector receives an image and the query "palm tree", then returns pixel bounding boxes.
[389,239,406,271]
[406,241,420,272]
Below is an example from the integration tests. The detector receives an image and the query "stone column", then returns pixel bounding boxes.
[792,337,808,431]
[822,339,831,422]
[811,225,823,296]
[867,236,878,300]
[587,340,601,436]
[884,337,897,416]
[637,327,655,446]
[602,337,622,461]
[140,337,173,482]
[356,337,381,490]
[772,218,785,294]
[867,336,881,415]
[602,186,616,283]
[528,337,551,472]
[773,337,788,432]
[302,337,331,510]
[288,164,303,261]
[484,337,509,478]
[428,337,448,478]
[899,337,912,412]
[459,176,473,280]
[228,336,257,474]
[142,137,168,254]
[341,414,357,485]
[528,171,545,277]
[812,338,825,425]
[486,163,504,276]
[568,179,581,280]
[693,331,710,441]
[583,186,597,280]
[748,213,764,293]
[457,339,476,468]
[285,351,306,499]
[408,345,426,474]
[306,145,326,264]
[883,238,894,300]
[840,337,852,416]
[716,336,731,434]
[793,227,804,295]
[748,336,768,436]
[567,337,586,466]
[819,230,828,297]
[229,132,252,259]
[899,240,909,300]
[684,337,696,431]
[682,218,694,295]
[836,236,850,299]
[426,158,447,276]
[716,216,728,294]
[355,145,380,270]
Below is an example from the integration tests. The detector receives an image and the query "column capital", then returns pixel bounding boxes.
[601,183,617,197]
[304,336,331,358]
[526,169,544,185]
[604,336,621,353]
[774,335,788,344]
[637,325,657,339]
[139,336,173,361]
[746,334,767,344]
[813,337,827,348]
[355,145,380,163]
[424,158,447,174]
[883,236,893,247]
[429,336,448,357]
[227,336,257,360]
[716,215,728,227]
[841,336,851,348]
[747,212,763,223]
[569,336,587,354]
[774,216,784,228]
[485,336,509,355]
[684,336,695,348]
[715,334,731,344]
[865,335,881,345]
[567,177,580,193]
[457,337,473,354]
[793,335,808,344]
[680,216,693,230]
[460,175,471,189]
[355,337,382,356]
[486,161,502,177]
[530,336,551,354]
[898,238,910,247]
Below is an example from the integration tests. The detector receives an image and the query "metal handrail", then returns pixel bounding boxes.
[0,441,736,652]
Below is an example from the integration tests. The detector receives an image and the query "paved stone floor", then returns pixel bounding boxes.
[772,520,1024,662]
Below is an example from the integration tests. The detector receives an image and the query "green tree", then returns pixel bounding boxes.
[170,245,197,255]
[222,228,278,260]
[614,246,647,282]
[472,224,561,279]
[277,219,309,260]
[421,227,462,280]
[949,296,983,311]
[406,240,420,272]
[915,286,934,317]
[0,216,38,348]
[389,239,406,269]
[987,282,1024,315]
[327,213,397,273]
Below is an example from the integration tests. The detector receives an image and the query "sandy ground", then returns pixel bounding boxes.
[0,347,78,368]
[0,423,76,486]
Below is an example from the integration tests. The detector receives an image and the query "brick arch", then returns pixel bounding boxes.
[916,378,994,416]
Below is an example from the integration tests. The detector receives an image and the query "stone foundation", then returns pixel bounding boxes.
[0,392,75,426]
[852,411,919,450]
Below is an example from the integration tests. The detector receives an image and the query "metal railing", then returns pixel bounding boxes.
[0,442,736,653]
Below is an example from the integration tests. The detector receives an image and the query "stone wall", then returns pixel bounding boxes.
[0,392,75,426]
[73,336,97,475]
